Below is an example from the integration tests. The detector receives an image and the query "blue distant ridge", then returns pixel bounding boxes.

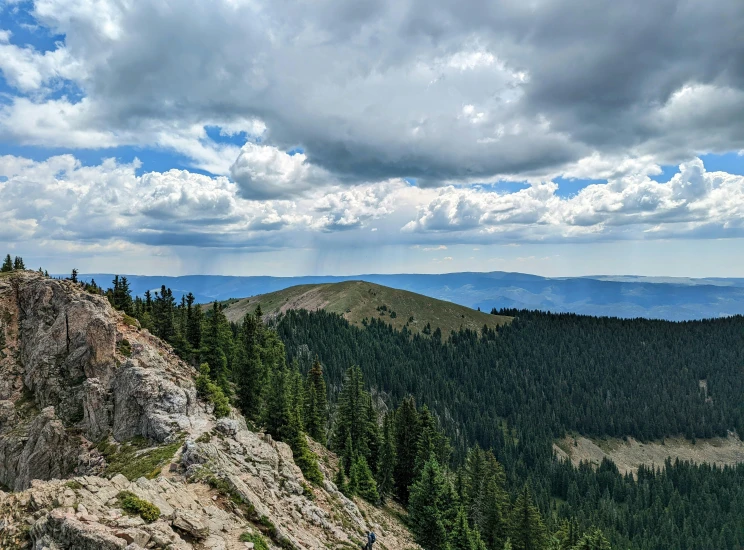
[70,271,744,322]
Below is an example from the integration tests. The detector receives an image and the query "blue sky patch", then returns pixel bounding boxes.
[0,143,213,176]
[204,125,248,146]
[1,5,64,53]
[698,152,744,175]
[553,177,605,197]
[494,181,530,194]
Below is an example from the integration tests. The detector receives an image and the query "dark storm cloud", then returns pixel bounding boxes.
[3,0,744,184]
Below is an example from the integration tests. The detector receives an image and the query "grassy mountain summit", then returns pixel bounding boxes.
[219,280,512,335]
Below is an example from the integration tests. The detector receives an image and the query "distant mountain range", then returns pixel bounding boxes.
[75,271,744,321]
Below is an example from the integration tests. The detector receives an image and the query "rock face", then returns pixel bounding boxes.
[0,272,419,550]
[0,272,198,490]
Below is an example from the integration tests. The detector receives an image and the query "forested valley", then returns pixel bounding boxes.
[26,262,744,550]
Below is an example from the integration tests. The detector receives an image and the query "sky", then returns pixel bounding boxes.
[1,0,744,277]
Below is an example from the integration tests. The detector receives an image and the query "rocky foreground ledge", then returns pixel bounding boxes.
[0,272,418,549]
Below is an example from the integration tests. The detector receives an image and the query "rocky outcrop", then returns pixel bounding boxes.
[179,416,370,549]
[0,272,419,550]
[0,415,417,549]
[0,272,199,490]
[14,407,80,492]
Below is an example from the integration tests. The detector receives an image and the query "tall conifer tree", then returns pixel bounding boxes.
[376,412,396,503]
[394,395,420,504]
[408,458,454,550]
[1,255,12,272]
[509,486,547,550]
[449,506,477,550]
[304,357,328,444]
[202,302,230,391]
[185,292,202,357]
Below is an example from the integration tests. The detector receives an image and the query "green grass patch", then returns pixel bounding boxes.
[122,315,139,328]
[301,481,315,500]
[190,466,257,516]
[100,436,183,480]
[240,532,270,550]
[117,491,160,523]
[65,480,83,490]
[117,339,132,357]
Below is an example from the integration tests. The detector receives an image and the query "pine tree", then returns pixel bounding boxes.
[509,486,547,550]
[572,528,611,550]
[70,268,78,283]
[202,302,230,392]
[13,256,24,270]
[151,285,176,342]
[343,434,355,477]
[185,292,202,358]
[334,459,349,495]
[472,533,488,550]
[554,519,580,550]
[169,305,189,359]
[304,357,328,444]
[284,365,323,484]
[333,366,377,470]
[351,454,379,503]
[414,404,450,476]
[463,447,509,549]
[144,289,153,312]
[394,396,420,504]
[1,255,12,272]
[376,412,396,503]
[235,310,264,419]
[347,452,360,496]
[450,506,477,550]
[408,458,454,550]
[118,276,134,314]
[463,446,485,524]
[261,349,291,439]
[194,363,230,418]
[364,397,381,475]
[333,366,366,455]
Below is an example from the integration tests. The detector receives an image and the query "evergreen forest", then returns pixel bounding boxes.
[11,261,744,550]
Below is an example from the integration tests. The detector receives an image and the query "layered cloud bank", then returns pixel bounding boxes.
[1,0,744,268]
[1,154,742,252]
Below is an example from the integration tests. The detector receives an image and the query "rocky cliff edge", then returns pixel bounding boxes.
[0,272,418,550]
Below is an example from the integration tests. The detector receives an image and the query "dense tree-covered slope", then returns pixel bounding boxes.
[277,309,744,451]
[38,260,744,550]
[275,308,744,549]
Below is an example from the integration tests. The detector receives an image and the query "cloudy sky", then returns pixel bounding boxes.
[1,0,743,277]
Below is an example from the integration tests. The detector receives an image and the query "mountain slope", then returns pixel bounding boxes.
[220,280,512,335]
[81,271,744,321]
[0,272,418,549]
